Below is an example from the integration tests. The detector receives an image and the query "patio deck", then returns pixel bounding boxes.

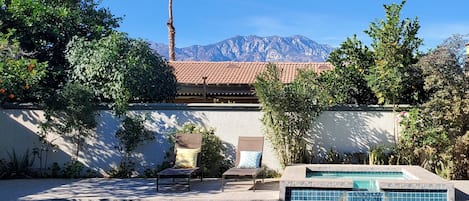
[0,178,280,201]
[0,178,468,201]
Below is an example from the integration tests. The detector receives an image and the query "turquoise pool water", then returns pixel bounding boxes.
[306,171,410,191]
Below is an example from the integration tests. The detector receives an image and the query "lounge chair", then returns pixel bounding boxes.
[157,133,203,191]
[221,136,264,192]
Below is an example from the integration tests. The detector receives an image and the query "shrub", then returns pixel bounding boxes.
[110,114,154,178]
[1,149,36,179]
[178,123,233,177]
[255,64,331,167]
[452,132,469,179]
[61,160,85,178]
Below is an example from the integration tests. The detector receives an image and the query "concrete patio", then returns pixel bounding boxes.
[0,178,280,201]
[0,178,468,201]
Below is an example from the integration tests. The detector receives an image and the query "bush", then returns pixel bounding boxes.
[452,132,469,179]
[110,114,154,178]
[178,123,233,177]
[1,149,36,179]
[61,160,85,178]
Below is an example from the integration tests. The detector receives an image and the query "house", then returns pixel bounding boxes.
[170,61,334,103]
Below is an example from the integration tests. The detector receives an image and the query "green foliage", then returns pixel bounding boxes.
[0,159,6,178]
[107,160,136,178]
[395,39,469,178]
[364,0,424,104]
[1,149,36,179]
[263,167,282,178]
[452,132,469,179]
[397,108,453,173]
[49,162,61,178]
[322,148,342,164]
[368,145,389,165]
[418,46,469,140]
[325,35,377,104]
[255,64,331,167]
[41,82,98,160]
[66,32,177,115]
[111,114,154,178]
[0,30,47,103]
[0,0,120,97]
[178,123,233,177]
[115,115,155,154]
[61,160,84,178]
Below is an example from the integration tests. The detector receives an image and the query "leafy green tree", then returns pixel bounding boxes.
[110,115,154,178]
[255,64,331,167]
[41,82,98,161]
[0,30,47,103]
[325,35,377,104]
[437,34,469,69]
[396,37,469,178]
[0,0,120,98]
[365,0,424,104]
[66,32,177,115]
[419,45,468,141]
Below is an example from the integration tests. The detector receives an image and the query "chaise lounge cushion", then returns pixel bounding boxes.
[237,151,262,168]
[174,148,200,168]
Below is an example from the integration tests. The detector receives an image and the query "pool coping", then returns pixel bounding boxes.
[279,164,455,201]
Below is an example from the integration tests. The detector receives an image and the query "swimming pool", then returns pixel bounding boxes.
[280,164,455,201]
[307,171,411,191]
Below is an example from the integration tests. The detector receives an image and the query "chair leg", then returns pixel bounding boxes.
[252,175,256,192]
[187,176,191,191]
[221,175,225,192]
[200,170,203,182]
[156,176,159,192]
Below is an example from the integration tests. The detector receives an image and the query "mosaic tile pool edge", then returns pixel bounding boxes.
[286,188,448,201]
[279,165,454,201]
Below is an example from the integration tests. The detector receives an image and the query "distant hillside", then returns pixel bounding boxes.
[150,35,334,62]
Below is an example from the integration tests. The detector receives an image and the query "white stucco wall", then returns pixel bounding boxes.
[0,104,403,176]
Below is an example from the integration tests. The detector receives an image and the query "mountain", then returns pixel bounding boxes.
[150,35,334,62]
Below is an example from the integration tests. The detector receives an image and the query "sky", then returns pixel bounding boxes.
[100,0,469,51]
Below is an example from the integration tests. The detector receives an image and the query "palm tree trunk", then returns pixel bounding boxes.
[167,0,176,61]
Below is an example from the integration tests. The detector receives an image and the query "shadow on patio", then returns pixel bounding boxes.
[0,178,280,201]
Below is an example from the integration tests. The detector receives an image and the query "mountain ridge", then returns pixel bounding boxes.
[150,35,333,62]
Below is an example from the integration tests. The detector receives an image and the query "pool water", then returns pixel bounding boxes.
[353,180,377,190]
[307,171,411,191]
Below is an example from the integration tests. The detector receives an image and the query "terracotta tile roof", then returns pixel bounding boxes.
[170,61,334,84]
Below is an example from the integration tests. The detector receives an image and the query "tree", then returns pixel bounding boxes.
[66,32,177,115]
[365,0,424,104]
[325,35,377,104]
[0,0,120,98]
[110,115,154,178]
[255,64,331,167]
[437,34,469,71]
[396,36,469,178]
[41,82,98,161]
[418,45,468,141]
[167,0,176,61]
[0,30,47,104]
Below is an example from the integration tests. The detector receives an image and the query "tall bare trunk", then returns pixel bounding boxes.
[167,0,176,61]
[465,43,469,78]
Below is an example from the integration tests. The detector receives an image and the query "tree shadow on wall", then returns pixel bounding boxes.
[309,110,396,162]
[0,110,70,174]
[81,108,211,176]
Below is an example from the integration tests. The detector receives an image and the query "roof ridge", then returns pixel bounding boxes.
[169,61,332,64]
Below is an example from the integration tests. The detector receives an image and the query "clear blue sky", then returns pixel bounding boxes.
[100,0,469,50]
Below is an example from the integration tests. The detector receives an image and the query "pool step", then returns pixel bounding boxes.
[346,191,384,201]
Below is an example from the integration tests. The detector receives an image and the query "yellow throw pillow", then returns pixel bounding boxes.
[174,148,200,168]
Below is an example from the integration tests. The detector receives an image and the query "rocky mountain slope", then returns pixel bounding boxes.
[150,35,333,62]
